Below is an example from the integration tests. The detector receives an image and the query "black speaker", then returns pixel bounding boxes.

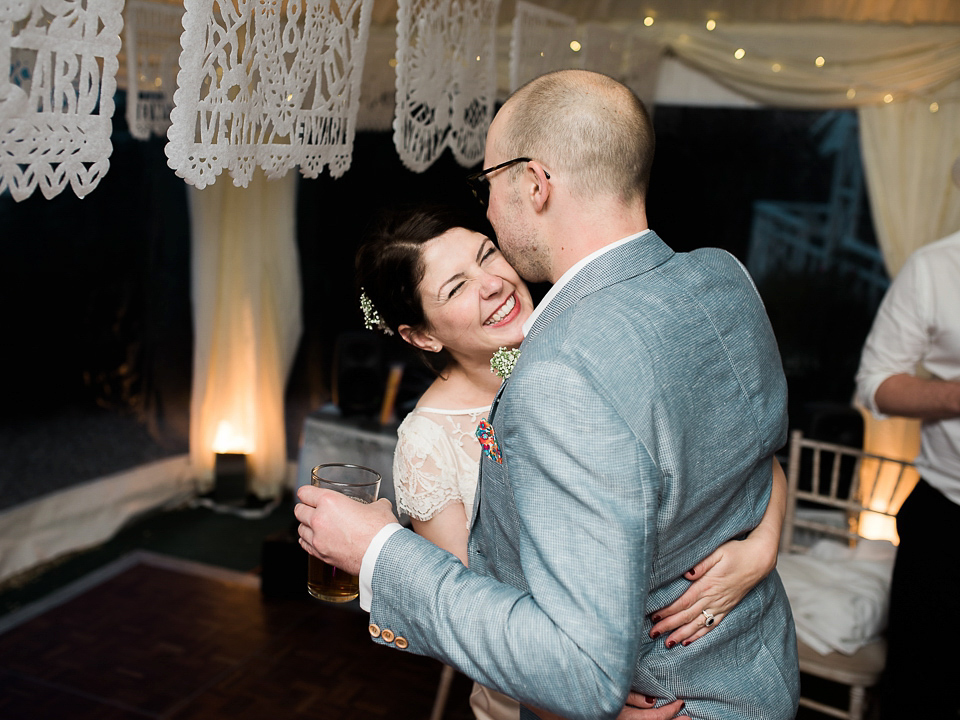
[332,330,386,418]
[260,528,308,599]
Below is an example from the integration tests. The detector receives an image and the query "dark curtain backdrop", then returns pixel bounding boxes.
[1,99,876,480]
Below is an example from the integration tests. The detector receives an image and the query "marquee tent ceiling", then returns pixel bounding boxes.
[119,0,960,103]
[137,0,960,27]
[371,0,960,26]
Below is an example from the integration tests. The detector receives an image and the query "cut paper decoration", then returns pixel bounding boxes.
[393,0,501,172]
[509,1,577,92]
[165,0,374,189]
[1,0,123,201]
[123,1,184,140]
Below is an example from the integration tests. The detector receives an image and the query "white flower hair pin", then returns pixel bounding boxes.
[359,288,394,336]
[490,347,521,379]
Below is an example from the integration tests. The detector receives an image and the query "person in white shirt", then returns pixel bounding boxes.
[855,228,960,719]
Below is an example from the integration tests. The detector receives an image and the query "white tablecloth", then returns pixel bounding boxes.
[296,407,400,509]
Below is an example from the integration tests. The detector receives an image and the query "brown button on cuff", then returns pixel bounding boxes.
[381,628,395,643]
[368,623,381,639]
[395,636,408,649]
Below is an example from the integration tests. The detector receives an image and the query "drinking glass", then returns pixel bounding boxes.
[306,463,381,602]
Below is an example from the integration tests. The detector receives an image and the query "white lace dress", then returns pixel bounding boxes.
[393,405,488,525]
[393,405,521,720]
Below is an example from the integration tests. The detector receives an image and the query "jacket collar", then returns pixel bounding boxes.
[524,230,674,343]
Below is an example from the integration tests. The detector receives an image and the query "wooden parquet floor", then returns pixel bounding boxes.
[0,553,476,720]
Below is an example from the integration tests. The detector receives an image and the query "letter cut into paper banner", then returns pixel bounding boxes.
[124,1,184,141]
[509,1,577,93]
[0,0,123,201]
[166,0,374,189]
[393,0,501,172]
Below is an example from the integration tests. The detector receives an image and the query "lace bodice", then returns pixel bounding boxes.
[393,405,489,527]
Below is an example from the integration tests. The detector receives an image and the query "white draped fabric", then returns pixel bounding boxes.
[123,1,182,140]
[0,0,123,201]
[188,170,301,499]
[860,80,960,277]
[490,0,960,26]
[392,0,500,172]
[165,0,374,189]
[659,23,959,109]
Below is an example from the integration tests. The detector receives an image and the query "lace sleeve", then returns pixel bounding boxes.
[393,413,467,522]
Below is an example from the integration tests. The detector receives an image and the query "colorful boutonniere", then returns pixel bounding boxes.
[490,347,521,379]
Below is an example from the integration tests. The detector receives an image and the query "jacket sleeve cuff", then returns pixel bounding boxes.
[359,523,404,611]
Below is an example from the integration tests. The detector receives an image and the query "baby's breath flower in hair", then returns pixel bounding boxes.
[359,289,394,336]
[490,347,521,379]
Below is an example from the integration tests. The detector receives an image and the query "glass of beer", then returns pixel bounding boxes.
[307,463,381,602]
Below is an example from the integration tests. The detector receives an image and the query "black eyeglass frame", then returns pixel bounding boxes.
[466,157,549,206]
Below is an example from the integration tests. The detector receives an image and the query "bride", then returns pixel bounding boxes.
[355,204,786,720]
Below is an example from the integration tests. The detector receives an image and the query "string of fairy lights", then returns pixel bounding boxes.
[620,14,956,112]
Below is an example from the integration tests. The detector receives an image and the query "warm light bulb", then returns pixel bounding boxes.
[930,101,940,113]
[847,88,857,99]
[706,19,716,31]
[388,58,398,68]
[212,421,253,454]
[859,512,899,545]
[815,56,825,67]
[644,16,654,26]
[734,48,745,60]
[570,40,581,52]
[771,63,781,73]
[883,93,894,103]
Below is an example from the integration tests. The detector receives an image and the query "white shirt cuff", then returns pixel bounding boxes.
[359,523,404,611]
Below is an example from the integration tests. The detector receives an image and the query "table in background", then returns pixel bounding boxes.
[296,406,400,511]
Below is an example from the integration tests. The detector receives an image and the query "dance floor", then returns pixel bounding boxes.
[0,551,475,720]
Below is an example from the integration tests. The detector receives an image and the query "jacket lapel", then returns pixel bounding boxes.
[470,231,674,530]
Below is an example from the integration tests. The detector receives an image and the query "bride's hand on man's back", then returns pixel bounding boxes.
[650,457,786,647]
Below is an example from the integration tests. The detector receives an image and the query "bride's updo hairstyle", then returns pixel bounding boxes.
[356,204,486,375]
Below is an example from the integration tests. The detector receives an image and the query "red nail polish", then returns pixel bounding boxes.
[665,640,676,649]
[682,640,691,646]
[650,631,660,639]
[644,696,656,704]
[651,614,661,622]
[687,568,696,576]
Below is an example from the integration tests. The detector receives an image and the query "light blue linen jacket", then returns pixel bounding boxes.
[370,232,800,719]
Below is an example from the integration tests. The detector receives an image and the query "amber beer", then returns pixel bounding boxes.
[306,463,380,602]
[308,553,361,602]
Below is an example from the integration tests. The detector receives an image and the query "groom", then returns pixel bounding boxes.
[297,70,799,719]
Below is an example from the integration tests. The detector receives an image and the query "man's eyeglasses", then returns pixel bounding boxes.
[466,157,549,207]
